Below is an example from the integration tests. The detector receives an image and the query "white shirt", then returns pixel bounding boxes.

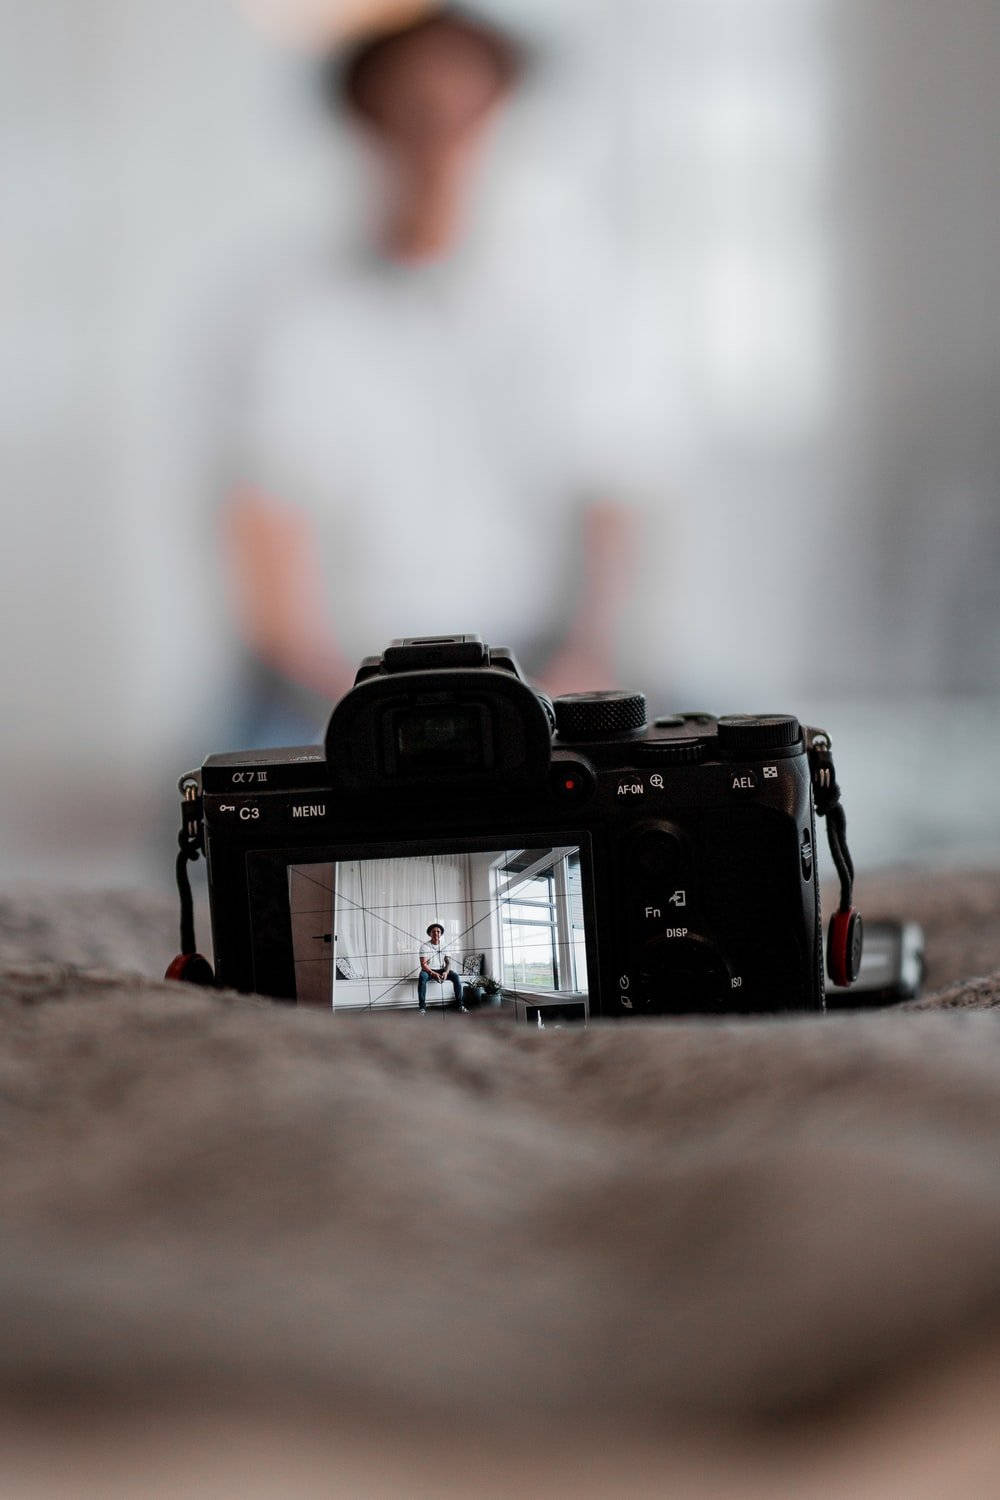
[223,88,674,680]
[419,939,450,972]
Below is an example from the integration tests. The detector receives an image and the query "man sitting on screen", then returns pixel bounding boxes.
[418,923,466,1013]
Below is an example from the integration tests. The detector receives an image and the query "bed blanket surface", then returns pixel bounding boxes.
[2,869,1000,1495]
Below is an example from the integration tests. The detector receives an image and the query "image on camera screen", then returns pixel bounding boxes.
[287,846,589,1016]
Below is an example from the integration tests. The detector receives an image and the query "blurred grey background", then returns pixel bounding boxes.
[2,0,998,885]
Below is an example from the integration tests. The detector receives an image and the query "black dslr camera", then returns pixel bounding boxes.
[170,635,862,1016]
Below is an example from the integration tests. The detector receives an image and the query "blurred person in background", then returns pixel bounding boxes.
[4,0,997,885]
[221,3,640,746]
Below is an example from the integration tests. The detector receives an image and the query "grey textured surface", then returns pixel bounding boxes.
[1,873,1000,1493]
[0,884,199,978]
[1,865,997,987]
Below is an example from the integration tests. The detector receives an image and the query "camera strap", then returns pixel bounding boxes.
[165,774,216,987]
[807,729,863,987]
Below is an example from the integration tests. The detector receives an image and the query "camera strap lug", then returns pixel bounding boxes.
[806,729,863,987]
[166,772,216,987]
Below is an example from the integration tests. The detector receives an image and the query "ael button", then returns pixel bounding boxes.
[730,770,758,793]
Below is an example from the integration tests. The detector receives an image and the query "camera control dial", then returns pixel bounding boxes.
[636,934,732,1015]
[554,690,647,740]
[630,825,685,882]
[716,715,801,754]
[633,738,706,765]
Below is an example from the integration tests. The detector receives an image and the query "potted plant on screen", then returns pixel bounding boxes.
[477,974,503,1006]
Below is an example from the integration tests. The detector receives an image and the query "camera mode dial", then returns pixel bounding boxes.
[716,715,801,754]
[554,690,647,741]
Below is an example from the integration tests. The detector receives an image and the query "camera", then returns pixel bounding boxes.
[172,635,862,1016]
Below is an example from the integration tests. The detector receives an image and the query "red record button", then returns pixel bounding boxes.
[550,761,595,803]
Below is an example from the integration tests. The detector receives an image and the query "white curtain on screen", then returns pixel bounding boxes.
[334,855,471,979]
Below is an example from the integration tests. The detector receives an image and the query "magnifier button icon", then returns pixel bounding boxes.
[650,774,664,789]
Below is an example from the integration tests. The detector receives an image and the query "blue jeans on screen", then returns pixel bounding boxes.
[418,970,463,1008]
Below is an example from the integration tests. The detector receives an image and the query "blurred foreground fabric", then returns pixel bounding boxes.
[2,868,1000,1496]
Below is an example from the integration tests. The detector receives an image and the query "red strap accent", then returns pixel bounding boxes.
[165,953,216,987]
[827,909,863,988]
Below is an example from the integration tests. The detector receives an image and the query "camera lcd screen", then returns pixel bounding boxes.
[284,844,590,1015]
